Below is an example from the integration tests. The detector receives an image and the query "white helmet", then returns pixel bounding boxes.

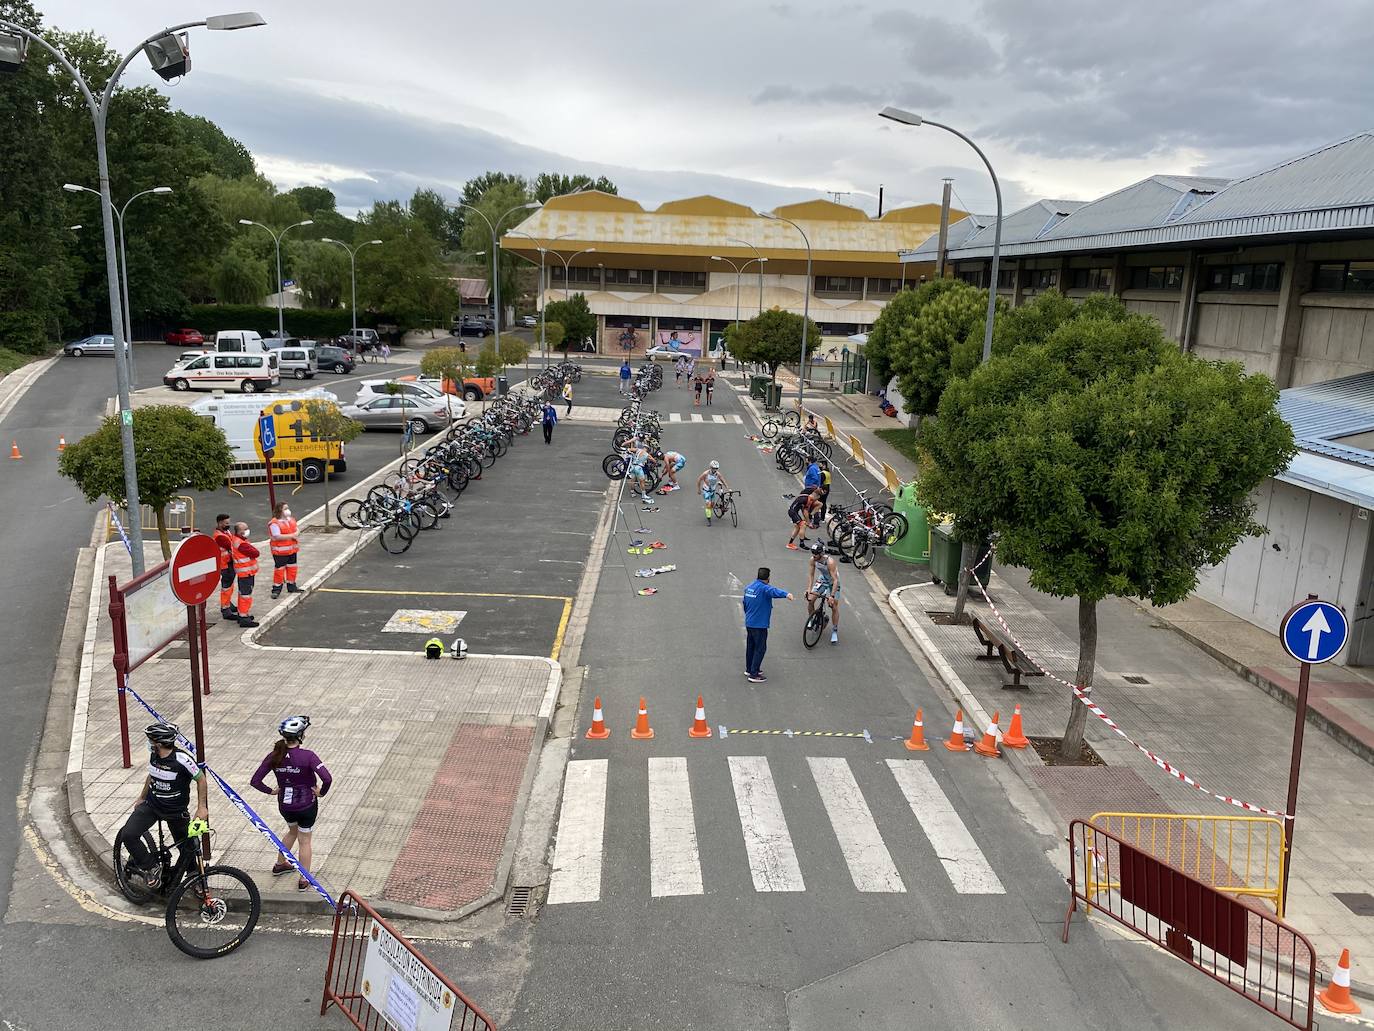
[279,715,311,739]
[709,460,720,470]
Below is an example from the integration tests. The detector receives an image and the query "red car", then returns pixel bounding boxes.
[164,328,204,346]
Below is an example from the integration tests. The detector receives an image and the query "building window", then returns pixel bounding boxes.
[603,267,654,289]
[996,267,1017,289]
[1022,268,1058,290]
[657,270,707,292]
[605,314,648,329]
[1067,267,1112,291]
[550,265,600,287]
[867,277,903,296]
[1127,266,1184,291]
[1204,262,1282,292]
[1313,260,1374,293]
[818,322,857,336]
[814,275,864,296]
[955,267,984,287]
[657,317,701,332]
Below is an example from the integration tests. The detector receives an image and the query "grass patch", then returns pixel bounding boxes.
[0,348,42,378]
[874,427,921,466]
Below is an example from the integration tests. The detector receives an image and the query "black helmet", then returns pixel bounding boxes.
[809,540,825,557]
[145,721,179,746]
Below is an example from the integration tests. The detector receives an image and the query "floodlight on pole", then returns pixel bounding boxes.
[727,237,768,313]
[321,237,384,338]
[238,218,313,339]
[460,200,541,354]
[758,211,813,407]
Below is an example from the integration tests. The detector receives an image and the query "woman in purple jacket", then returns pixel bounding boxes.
[251,715,332,890]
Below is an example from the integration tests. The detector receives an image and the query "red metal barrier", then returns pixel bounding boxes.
[321,890,496,1031]
[1063,819,1316,1029]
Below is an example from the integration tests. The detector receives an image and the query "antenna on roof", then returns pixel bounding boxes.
[826,190,852,204]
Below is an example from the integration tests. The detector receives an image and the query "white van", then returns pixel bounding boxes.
[215,330,267,353]
[277,345,317,381]
[164,351,281,393]
[191,389,345,483]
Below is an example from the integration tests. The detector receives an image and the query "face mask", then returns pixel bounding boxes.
[282,508,291,518]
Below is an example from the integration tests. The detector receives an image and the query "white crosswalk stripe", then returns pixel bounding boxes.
[807,757,905,892]
[547,759,608,904]
[669,412,682,422]
[728,755,805,891]
[886,759,1005,894]
[711,414,727,423]
[690,413,705,423]
[648,757,704,897]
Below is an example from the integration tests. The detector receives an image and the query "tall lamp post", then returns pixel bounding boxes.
[65,183,173,384]
[507,230,574,368]
[1,12,267,578]
[238,218,313,339]
[758,212,813,408]
[727,237,768,314]
[456,201,541,357]
[320,237,382,339]
[879,106,1003,620]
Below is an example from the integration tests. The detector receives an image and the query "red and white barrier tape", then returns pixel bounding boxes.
[962,549,1291,820]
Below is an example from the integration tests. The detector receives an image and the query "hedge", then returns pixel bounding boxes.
[182,305,372,339]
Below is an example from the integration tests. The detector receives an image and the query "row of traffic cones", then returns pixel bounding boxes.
[903,704,1030,757]
[585,694,714,741]
[9,437,67,460]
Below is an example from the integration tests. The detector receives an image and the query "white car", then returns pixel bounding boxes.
[520,314,537,328]
[645,345,697,360]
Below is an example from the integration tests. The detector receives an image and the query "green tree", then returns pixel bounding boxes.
[285,186,337,218]
[355,202,454,333]
[59,405,234,558]
[918,312,1296,760]
[500,335,530,371]
[301,399,362,526]
[531,173,618,202]
[863,278,962,384]
[419,346,473,419]
[542,320,565,352]
[292,240,348,310]
[409,187,463,250]
[460,178,534,325]
[889,281,991,418]
[474,344,501,379]
[725,308,822,379]
[542,295,595,352]
[950,289,1084,380]
[212,238,269,305]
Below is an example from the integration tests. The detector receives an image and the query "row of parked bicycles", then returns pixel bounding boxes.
[601,366,666,488]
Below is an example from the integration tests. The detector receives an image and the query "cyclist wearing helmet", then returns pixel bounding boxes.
[251,715,333,891]
[805,540,841,644]
[626,441,653,499]
[660,449,687,491]
[696,460,730,525]
[116,722,208,888]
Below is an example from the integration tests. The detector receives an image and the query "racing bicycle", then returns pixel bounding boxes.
[803,599,831,648]
[711,488,741,527]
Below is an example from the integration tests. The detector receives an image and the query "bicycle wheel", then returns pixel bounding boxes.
[165,864,261,960]
[603,454,627,480]
[335,499,364,530]
[412,502,440,530]
[852,536,876,570]
[882,511,909,546]
[802,609,824,648]
[712,494,726,519]
[729,497,738,528]
[379,522,412,554]
[113,832,159,905]
[761,420,780,440]
[783,409,802,428]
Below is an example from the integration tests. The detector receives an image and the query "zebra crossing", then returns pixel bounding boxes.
[666,412,743,424]
[546,754,1003,905]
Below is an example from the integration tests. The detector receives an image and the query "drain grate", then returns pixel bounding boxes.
[1124,675,1150,685]
[507,885,535,917]
[1335,892,1374,917]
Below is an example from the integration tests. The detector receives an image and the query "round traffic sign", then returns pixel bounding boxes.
[1279,599,1349,665]
[169,532,222,606]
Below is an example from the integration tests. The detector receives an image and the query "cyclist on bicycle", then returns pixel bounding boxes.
[660,449,687,492]
[696,460,730,525]
[805,540,841,645]
[117,721,208,888]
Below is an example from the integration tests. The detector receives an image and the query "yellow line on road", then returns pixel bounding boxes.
[316,587,573,602]
[550,597,573,663]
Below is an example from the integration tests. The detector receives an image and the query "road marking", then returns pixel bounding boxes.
[886,760,1005,894]
[728,756,805,892]
[547,759,608,904]
[176,556,217,581]
[648,757,704,897]
[316,587,571,602]
[549,597,573,662]
[690,413,704,423]
[807,757,905,893]
[669,413,682,422]
[712,414,726,423]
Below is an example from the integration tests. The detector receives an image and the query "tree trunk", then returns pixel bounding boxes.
[155,505,172,560]
[1060,595,1098,761]
[951,540,976,622]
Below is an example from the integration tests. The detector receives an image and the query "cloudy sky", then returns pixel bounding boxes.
[34,0,1374,218]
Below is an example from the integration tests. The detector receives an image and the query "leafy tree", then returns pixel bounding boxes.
[542,320,565,352]
[542,294,595,352]
[499,335,530,371]
[409,187,462,251]
[292,240,348,310]
[863,278,962,384]
[355,202,454,333]
[725,308,822,379]
[460,178,533,326]
[419,346,473,419]
[212,238,270,305]
[301,399,362,526]
[889,281,991,418]
[531,173,618,202]
[59,405,234,557]
[950,288,1079,380]
[917,312,1296,760]
[285,186,336,218]
[173,112,256,179]
[474,344,501,379]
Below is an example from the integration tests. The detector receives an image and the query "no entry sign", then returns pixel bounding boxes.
[169,532,222,606]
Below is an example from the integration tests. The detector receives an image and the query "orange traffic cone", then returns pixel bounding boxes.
[904,708,930,751]
[631,696,655,740]
[688,695,712,738]
[1319,949,1362,1015]
[974,711,1002,758]
[1003,704,1029,749]
[585,696,610,740]
[944,709,968,752]
[9,440,21,460]
[57,436,67,452]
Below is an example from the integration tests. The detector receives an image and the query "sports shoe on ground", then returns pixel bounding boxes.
[238,616,260,628]
[747,674,767,683]
[271,861,293,876]
[786,542,799,551]
[830,629,839,644]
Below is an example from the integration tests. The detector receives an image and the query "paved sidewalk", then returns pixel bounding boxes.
[69,489,560,917]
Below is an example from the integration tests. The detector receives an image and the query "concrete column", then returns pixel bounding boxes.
[1110,252,1128,297]
[1271,243,1307,388]
[1175,249,1200,349]
[1011,261,1025,308]
[1058,256,1072,294]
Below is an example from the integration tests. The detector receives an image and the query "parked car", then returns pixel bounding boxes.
[354,379,448,404]
[261,334,301,351]
[405,373,497,402]
[63,334,116,357]
[520,314,537,328]
[164,351,280,393]
[163,328,204,347]
[214,330,268,353]
[339,395,455,434]
[315,344,356,374]
[645,344,697,359]
[277,345,317,380]
[453,314,494,337]
[342,328,381,351]
[176,349,211,365]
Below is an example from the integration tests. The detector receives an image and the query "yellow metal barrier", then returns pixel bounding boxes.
[226,460,303,498]
[106,496,195,541]
[848,434,866,468]
[1087,811,1287,916]
[881,462,904,496]
[823,416,837,441]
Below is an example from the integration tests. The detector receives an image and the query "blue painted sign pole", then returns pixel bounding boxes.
[1278,595,1351,909]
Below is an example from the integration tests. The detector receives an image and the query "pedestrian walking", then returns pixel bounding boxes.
[380,340,391,362]
[619,359,632,395]
[675,355,686,387]
[213,512,237,620]
[267,501,300,600]
[230,521,260,627]
[742,566,792,683]
[705,368,715,405]
[250,715,332,891]
[541,399,558,444]
[562,380,574,416]
[693,374,704,407]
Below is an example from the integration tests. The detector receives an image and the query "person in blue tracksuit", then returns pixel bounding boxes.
[742,567,792,683]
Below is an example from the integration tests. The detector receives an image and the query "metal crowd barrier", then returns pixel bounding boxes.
[105,495,194,541]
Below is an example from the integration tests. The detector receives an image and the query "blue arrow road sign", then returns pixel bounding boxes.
[1280,600,1348,664]
[258,414,277,453]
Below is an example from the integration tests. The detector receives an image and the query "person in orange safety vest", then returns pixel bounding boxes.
[268,501,301,600]
[212,512,237,620]
[231,522,261,628]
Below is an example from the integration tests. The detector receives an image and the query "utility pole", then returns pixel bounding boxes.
[936,179,954,279]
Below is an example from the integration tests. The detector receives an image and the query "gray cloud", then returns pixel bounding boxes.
[753,81,953,109]
[870,10,1001,78]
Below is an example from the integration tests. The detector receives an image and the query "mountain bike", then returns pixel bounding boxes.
[711,488,741,527]
[114,816,261,959]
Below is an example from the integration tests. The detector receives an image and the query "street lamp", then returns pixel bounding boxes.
[239,218,313,339]
[2,12,267,577]
[321,238,383,340]
[65,183,173,383]
[549,247,597,302]
[712,254,767,329]
[758,211,813,408]
[727,238,768,314]
[458,201,541,355]
[879,106,1002,363]
[506,230,575,367]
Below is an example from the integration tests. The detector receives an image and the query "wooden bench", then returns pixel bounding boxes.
[971,615,1043,691]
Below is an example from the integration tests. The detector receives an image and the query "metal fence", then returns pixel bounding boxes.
[105,495,194,541]
[1065,819,1316,1030]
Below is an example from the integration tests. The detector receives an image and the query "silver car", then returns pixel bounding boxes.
[340,394,455,434]
[63,334,116,357]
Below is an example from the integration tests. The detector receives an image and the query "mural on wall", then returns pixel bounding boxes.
[656,330,702,357]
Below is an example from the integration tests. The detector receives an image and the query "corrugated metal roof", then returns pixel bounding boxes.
[1278,451,1374,509]
[906,213,996,258]
[1038,176,1228,240]
[1279,371,1374,451]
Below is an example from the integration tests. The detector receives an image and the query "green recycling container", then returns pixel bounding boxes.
[749,375,769,399]
[929,522,960,592]
[765,381,783,410]
[887,482,930,565]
